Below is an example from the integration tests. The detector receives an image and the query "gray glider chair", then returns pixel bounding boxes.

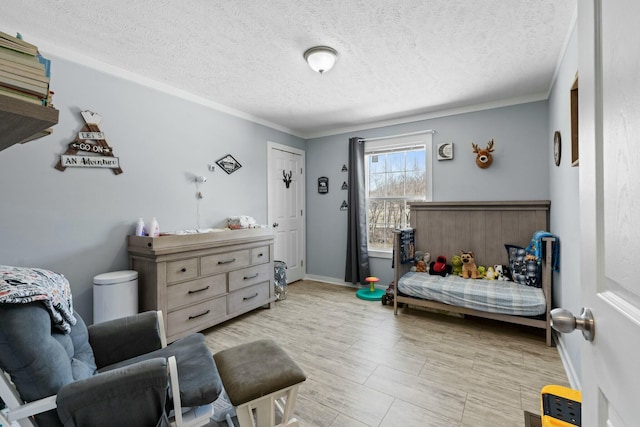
[0,304,222,427]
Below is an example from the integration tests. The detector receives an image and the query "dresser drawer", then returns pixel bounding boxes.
[167,275,226,310]
[227,282,270,315]
[166,258,199,284]
[201,249,250,275]
[250,245,270,265]
[167,296,226,338]
[228,263,271,292]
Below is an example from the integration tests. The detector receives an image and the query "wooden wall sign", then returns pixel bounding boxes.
[55,110,123,174]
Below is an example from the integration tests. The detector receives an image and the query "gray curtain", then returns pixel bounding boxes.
[345,137,370,284]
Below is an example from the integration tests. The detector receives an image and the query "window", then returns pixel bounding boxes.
[365,133,433,257]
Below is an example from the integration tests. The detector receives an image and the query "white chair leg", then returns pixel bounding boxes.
[232,383,302,427]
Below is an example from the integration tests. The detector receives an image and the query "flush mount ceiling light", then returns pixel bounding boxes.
[303,46,338,74]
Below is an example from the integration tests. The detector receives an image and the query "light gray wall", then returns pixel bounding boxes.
[0,55,304,323]
[548,25,582,386]
[306,101,550,286]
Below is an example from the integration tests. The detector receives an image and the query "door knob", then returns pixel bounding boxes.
[550,307,595,341]
[272,222,279,228]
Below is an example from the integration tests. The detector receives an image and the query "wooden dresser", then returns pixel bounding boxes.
[127,229,275,343]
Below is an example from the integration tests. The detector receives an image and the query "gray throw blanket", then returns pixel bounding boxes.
[0,265,76,333]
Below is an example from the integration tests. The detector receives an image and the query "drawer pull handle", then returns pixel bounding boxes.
[243,293,259,301]
[180,267,187,272]
[218,258,236,265]
[188,310,210,320]
[188,285,210,294]
[244,273,259,280]
[257,253,263,257]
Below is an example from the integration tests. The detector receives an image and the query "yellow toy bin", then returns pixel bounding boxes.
[541,385,582,427]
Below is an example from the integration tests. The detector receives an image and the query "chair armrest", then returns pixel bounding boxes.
[88,311,164,369]
[56,357,170,427]
[3,394,57,424]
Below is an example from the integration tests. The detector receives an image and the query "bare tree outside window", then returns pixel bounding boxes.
[366,147,426,251]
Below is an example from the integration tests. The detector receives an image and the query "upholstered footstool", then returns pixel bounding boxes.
[213,339,306,427]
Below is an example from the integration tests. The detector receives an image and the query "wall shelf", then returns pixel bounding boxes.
[0,94,59,152]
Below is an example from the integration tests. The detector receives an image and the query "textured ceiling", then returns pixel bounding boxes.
[2,1,576,138]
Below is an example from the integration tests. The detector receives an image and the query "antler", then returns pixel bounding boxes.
[486,139,495,152]
[471,143,479,153]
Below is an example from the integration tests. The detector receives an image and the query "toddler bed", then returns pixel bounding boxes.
[392,201,555,346]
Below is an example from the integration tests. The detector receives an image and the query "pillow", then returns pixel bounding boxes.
[505,244,542,287]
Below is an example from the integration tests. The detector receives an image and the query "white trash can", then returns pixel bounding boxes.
[93,270,138,324]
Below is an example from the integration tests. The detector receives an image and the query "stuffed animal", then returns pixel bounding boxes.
[423,252,431,265]
[485,266,497,280]
[477,265,486,278]
[460,251,478,279]
[451,255,463,276]
[494,264,511,281]
[411,251,429,272]
[429,255,452,277]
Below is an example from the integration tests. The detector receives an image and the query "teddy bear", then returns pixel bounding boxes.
[451,255,463,276]
[415,259,428,273]
[485,266,497,280]
[460,250,478,279]
[410,251,430,272]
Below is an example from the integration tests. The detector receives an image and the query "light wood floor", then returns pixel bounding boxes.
[202,280,569,427]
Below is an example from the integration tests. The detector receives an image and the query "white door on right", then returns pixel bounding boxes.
[579,0,640,425]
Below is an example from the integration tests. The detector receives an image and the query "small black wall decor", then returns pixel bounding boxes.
[318,176,329,194]
[283,170,293,188]
[216,154,242,174]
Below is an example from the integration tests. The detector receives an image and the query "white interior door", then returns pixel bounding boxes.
[267,142,305,283]
[579,0,640,425]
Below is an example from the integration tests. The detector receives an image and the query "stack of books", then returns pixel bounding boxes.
[0,31,52,106]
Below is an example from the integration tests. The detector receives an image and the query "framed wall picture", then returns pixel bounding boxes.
[437,142,454,160]
[216,154,242,174]
[318,176,329,194]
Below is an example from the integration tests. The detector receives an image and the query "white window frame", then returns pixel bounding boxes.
[365,132,433,259]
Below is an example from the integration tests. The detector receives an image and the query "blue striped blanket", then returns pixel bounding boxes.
[398,271,546,316]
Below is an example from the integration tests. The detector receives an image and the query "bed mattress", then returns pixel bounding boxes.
[397,272,546,316]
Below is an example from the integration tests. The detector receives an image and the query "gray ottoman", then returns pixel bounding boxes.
[213,339,306,427]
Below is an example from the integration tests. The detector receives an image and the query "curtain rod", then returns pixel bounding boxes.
[361,129,435,142]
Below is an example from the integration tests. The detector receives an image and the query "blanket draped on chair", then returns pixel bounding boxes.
[0,265,76,333]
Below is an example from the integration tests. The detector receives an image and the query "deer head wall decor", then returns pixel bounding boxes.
[471,139,495,169]
[282,170,292,188]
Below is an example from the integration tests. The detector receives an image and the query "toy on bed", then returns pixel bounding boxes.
[410,251,430,272]
[429,255,452,277]
[451,255,463,276]
[460,251,479,279]
[476,265,486,278]
[485,266,497,280]
[494,264,511,281]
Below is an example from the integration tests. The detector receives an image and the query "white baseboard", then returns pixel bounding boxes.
[554,333,581,390]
